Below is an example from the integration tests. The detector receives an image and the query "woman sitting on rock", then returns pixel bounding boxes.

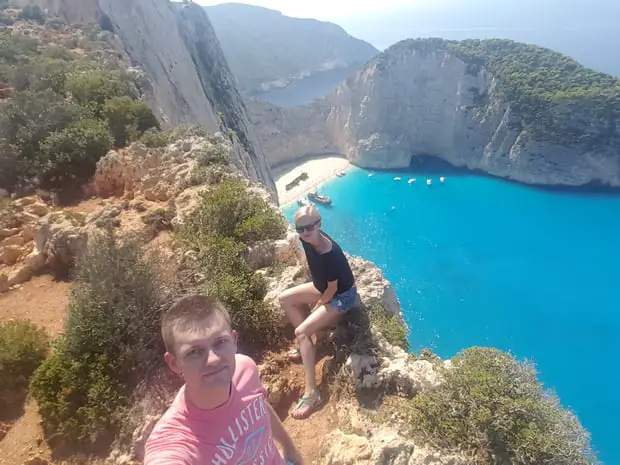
[278,204,357,420]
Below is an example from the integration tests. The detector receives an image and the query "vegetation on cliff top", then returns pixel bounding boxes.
[380,38,620,144]
[408,347,596,465]
[0,320,48,411]
[0,7,158,193]
[178,178,287,352]
[204,2,378,93]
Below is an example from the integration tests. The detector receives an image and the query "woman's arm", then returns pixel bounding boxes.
[312,280,338,311]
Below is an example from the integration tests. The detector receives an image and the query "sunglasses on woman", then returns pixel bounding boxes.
[295,219,320,233]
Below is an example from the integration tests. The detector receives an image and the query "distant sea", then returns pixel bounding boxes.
[282,165,620,464]
[252,67,353,107]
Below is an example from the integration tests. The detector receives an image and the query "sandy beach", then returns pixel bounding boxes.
[273,156,352,207]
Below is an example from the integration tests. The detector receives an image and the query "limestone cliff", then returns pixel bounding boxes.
[249,39,620,187]
[15,0,276,194]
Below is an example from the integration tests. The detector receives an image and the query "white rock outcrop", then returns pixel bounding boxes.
[320,428,468,465]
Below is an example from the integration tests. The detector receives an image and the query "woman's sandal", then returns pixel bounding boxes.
[287,346,302,362]
[291,391,323,420]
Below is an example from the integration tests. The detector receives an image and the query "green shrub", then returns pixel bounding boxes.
[0,320,48,409]
[0,30,38,64]
[407,347,596,465]
[368,302,409,351]
[17,5,44,23]
[63,229,174,376]
[179,181,286,352]
[140,124,211,149]
[0,90,83,190]
[179,232,281,352]
[182,179,285,246]
[65,70,129,115]
[103,96,159,146]
[30,349,126,450]
[139,129,170,148]
[30,229,178,451]
[38,119,112,187]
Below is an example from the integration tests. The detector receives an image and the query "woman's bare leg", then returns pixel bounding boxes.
[278,282,322,327]
[293,304,341,418]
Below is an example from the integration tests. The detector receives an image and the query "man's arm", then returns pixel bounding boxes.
[266,403,303,465]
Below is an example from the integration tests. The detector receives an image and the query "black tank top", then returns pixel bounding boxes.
[301,232,355,294]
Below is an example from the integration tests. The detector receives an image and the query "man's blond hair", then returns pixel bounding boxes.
[294,205,321,224]
[161,295,232,354]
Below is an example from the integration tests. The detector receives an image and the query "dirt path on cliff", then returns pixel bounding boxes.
[269,353,340,464]
[0,275,71,336]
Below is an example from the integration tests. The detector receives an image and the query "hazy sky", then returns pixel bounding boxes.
[195,0,416,20]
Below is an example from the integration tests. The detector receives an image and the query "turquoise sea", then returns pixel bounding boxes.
[282,164,620,464]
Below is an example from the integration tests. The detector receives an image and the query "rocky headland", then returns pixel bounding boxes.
[248,38,620,187]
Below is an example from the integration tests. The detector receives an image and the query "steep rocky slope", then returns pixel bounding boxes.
[14,0,276,193]
[204,2,378,95]
[249,39,620,187]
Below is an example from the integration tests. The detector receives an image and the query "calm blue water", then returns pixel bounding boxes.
[254,67,354,107]
[283,167,620,464]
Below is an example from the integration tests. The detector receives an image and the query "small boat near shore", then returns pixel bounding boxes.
[335,170,346,177]
[308,191,332,205]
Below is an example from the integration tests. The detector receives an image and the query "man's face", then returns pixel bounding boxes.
[295,216,321,244]
[165,314,237,392]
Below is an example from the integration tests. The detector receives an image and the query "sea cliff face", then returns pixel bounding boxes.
[248,40,620,187]
[15,0,276,194]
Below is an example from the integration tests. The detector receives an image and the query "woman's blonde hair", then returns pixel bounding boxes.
[294,205,321,224]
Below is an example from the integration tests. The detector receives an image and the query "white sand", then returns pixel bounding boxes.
[274,156,351,207]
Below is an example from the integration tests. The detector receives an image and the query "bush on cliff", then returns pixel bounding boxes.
[103,96,160,147]
[140,124,210,148]
[30,348,127,450]
[30,229,178,451]
[182,179,286,245]
[179,179,286,352]
[0,27,158,192]
[368,302,409,351]
[38,119,113,187]
[407,347,595,465]
[0,320,48,410]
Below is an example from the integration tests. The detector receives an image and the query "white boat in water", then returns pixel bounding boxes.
[408,178,416,184]
[394,177,402,181]
[426,179,432,186]
[440,177,445,183]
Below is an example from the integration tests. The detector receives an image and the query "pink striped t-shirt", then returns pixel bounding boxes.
[144,354,284,465]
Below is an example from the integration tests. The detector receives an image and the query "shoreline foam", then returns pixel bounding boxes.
[274,156,352,207]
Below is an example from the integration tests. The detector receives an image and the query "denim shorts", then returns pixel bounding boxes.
[329,286,358,313]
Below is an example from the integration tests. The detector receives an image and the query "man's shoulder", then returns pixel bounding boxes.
[145,406,195,465]
[233,354,265,391]
[234,353,259,376]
